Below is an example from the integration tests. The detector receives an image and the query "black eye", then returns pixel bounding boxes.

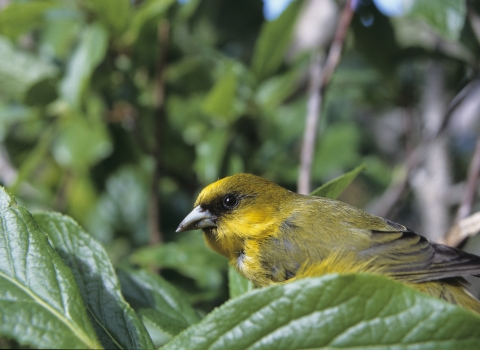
[223,194,238,209]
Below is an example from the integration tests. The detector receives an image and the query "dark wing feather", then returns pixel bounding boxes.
[365,222,480,283]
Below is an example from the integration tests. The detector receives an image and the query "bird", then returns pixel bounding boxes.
[176,173,480,313]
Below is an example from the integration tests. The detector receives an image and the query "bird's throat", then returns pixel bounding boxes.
[202,228,244,261]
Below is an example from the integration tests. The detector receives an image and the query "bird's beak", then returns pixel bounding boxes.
[176,206,216,232]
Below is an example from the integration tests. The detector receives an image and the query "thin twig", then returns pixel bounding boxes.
[149,20,169,245]
[446,212,480,247]
[456,138,480,222]
[321,0,356,93]
[443,138,480,246]
[298,53,323,195]
[370,77,480,217]
[297,0,355,194]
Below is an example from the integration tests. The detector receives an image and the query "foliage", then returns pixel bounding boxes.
[165,274,480,350]
[1,0,480,348]
[3,186,480,349]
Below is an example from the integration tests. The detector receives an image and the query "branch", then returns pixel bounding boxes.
[456,138,480,222]
[297,0,355,194]
[443,137,480,246]
[298,53,323,195]
[369,77,480,218]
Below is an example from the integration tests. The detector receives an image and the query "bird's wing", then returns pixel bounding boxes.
[365,220,480,283]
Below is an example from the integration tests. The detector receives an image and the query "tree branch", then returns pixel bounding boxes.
[298,0,355,194]
[456,138,480,222]
[369,77,480,218]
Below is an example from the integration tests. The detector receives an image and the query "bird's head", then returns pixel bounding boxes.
[176,173,294,259]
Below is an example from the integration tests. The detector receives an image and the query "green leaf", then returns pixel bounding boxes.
[228,266,254,299]
[251,0,302,81]
[39,16,82,60]
[255,65,304,110]
[310,164,365,199]
[406,0,466,41]
[52,113,112,169]
[33,212,155,350]
[312,123,363,181]
[122,0,176,45]
[0,188,101,349]
[0,37,58,101]
[202,66,238,122]
[194,129,229,183]
[9,125,55,195]
[60,23,108,108]
[0,1,57,39]
[118,269,200,336]
[130,232,226,290]
[163,273,480,350]
[84,0,131,35]
[86,165,150,244]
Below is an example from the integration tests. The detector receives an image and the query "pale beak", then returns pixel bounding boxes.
[176,206,216,232]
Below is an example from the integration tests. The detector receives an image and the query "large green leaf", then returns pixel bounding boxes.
[310,164,365,199]
[164,273,480,350]
[0,188,101,349]
[118,269,200,336]
[251,0,302,81]
[60,23,108,108]
[33,212,154,350]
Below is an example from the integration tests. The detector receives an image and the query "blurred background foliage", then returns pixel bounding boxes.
[1,0,480,316]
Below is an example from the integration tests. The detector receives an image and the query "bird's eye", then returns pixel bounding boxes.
[223,194,238,209]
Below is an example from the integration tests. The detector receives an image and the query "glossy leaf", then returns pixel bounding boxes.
[251,0,302,81]
[0,188,101,349]
[164,273,480,350]
[118,268,200,336]
[60,23,108,108]
[228,266,254,299]
[33,212,154,350]
[310,164,365,199]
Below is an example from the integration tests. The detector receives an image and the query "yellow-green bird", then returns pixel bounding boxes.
[177,173,480,313]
